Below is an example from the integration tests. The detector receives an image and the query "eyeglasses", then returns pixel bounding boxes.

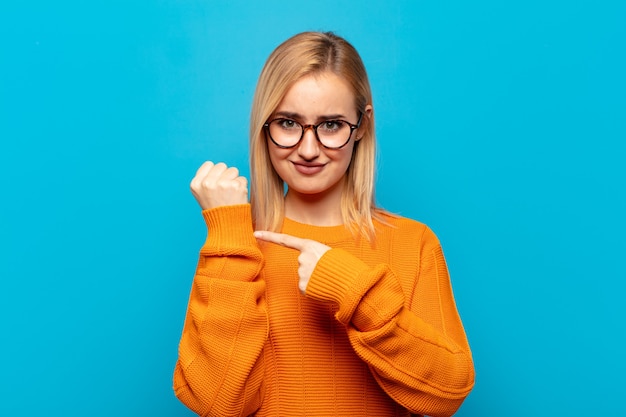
[264,113,363,150]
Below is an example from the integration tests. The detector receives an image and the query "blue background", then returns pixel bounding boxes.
[1,1,624,415]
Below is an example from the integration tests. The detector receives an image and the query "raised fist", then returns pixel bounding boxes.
[190,161,249,210]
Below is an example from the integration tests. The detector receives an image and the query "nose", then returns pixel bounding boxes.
[297,126,321,160]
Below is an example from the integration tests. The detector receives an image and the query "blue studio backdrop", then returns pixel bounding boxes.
[1,1,625,416]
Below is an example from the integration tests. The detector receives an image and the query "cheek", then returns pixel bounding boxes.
[335,146,356,170]
[267,147,292,175]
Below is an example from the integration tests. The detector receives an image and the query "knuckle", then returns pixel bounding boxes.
[190,178,203,191]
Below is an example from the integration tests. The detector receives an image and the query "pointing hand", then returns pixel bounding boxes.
[253,231,331,293]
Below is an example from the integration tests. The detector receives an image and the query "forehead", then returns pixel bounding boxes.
[275,72,355,117]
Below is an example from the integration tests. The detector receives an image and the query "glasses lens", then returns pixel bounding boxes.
[268,119,301,147]
[268,119,353,148]
[316,121,351,148]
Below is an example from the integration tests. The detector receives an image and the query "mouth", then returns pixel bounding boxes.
[291,161,325,175]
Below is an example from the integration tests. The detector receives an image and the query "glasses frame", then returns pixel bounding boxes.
[264,112,363,150]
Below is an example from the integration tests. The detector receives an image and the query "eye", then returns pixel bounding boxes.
[276,118,299,130]
[318,120,343,133]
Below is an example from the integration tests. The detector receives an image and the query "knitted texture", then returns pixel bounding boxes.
[174,204,474,417]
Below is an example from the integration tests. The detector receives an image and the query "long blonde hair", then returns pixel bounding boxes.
[250,31,380,240]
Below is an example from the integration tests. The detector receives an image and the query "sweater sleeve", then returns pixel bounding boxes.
[304,226,475,417]
[173,204,268,417]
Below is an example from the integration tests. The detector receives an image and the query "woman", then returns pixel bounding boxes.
[174,31,474,417]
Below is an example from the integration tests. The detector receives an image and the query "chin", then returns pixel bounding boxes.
[288,180,343,198]
[289,186,327,196]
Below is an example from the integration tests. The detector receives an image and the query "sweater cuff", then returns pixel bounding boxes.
[201,204,256,252]
[307,249,405,331]
[306,249,375,325]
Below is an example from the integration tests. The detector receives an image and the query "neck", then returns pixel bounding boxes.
[284,188,344,227]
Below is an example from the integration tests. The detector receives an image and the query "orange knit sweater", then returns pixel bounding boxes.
[174,205,474,417]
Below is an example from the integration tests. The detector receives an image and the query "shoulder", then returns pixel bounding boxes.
[374,210,441,247]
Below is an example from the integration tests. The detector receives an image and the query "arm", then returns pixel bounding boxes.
[173,205,268,417]
[305,226,474,417]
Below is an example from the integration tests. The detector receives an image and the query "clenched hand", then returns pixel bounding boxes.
[190,161,249,210]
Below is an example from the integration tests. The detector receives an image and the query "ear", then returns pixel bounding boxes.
[355,104,373,141]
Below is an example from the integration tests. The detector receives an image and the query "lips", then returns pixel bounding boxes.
[292,161,325,175]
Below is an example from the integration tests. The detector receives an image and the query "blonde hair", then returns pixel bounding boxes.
[250,31,381,240]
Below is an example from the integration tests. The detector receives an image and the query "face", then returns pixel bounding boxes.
[267,71,368,202]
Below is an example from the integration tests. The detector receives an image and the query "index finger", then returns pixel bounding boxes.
[253,231,306,251]
[193,161,215,179]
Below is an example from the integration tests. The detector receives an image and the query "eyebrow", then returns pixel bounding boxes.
[273,111,347,122]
